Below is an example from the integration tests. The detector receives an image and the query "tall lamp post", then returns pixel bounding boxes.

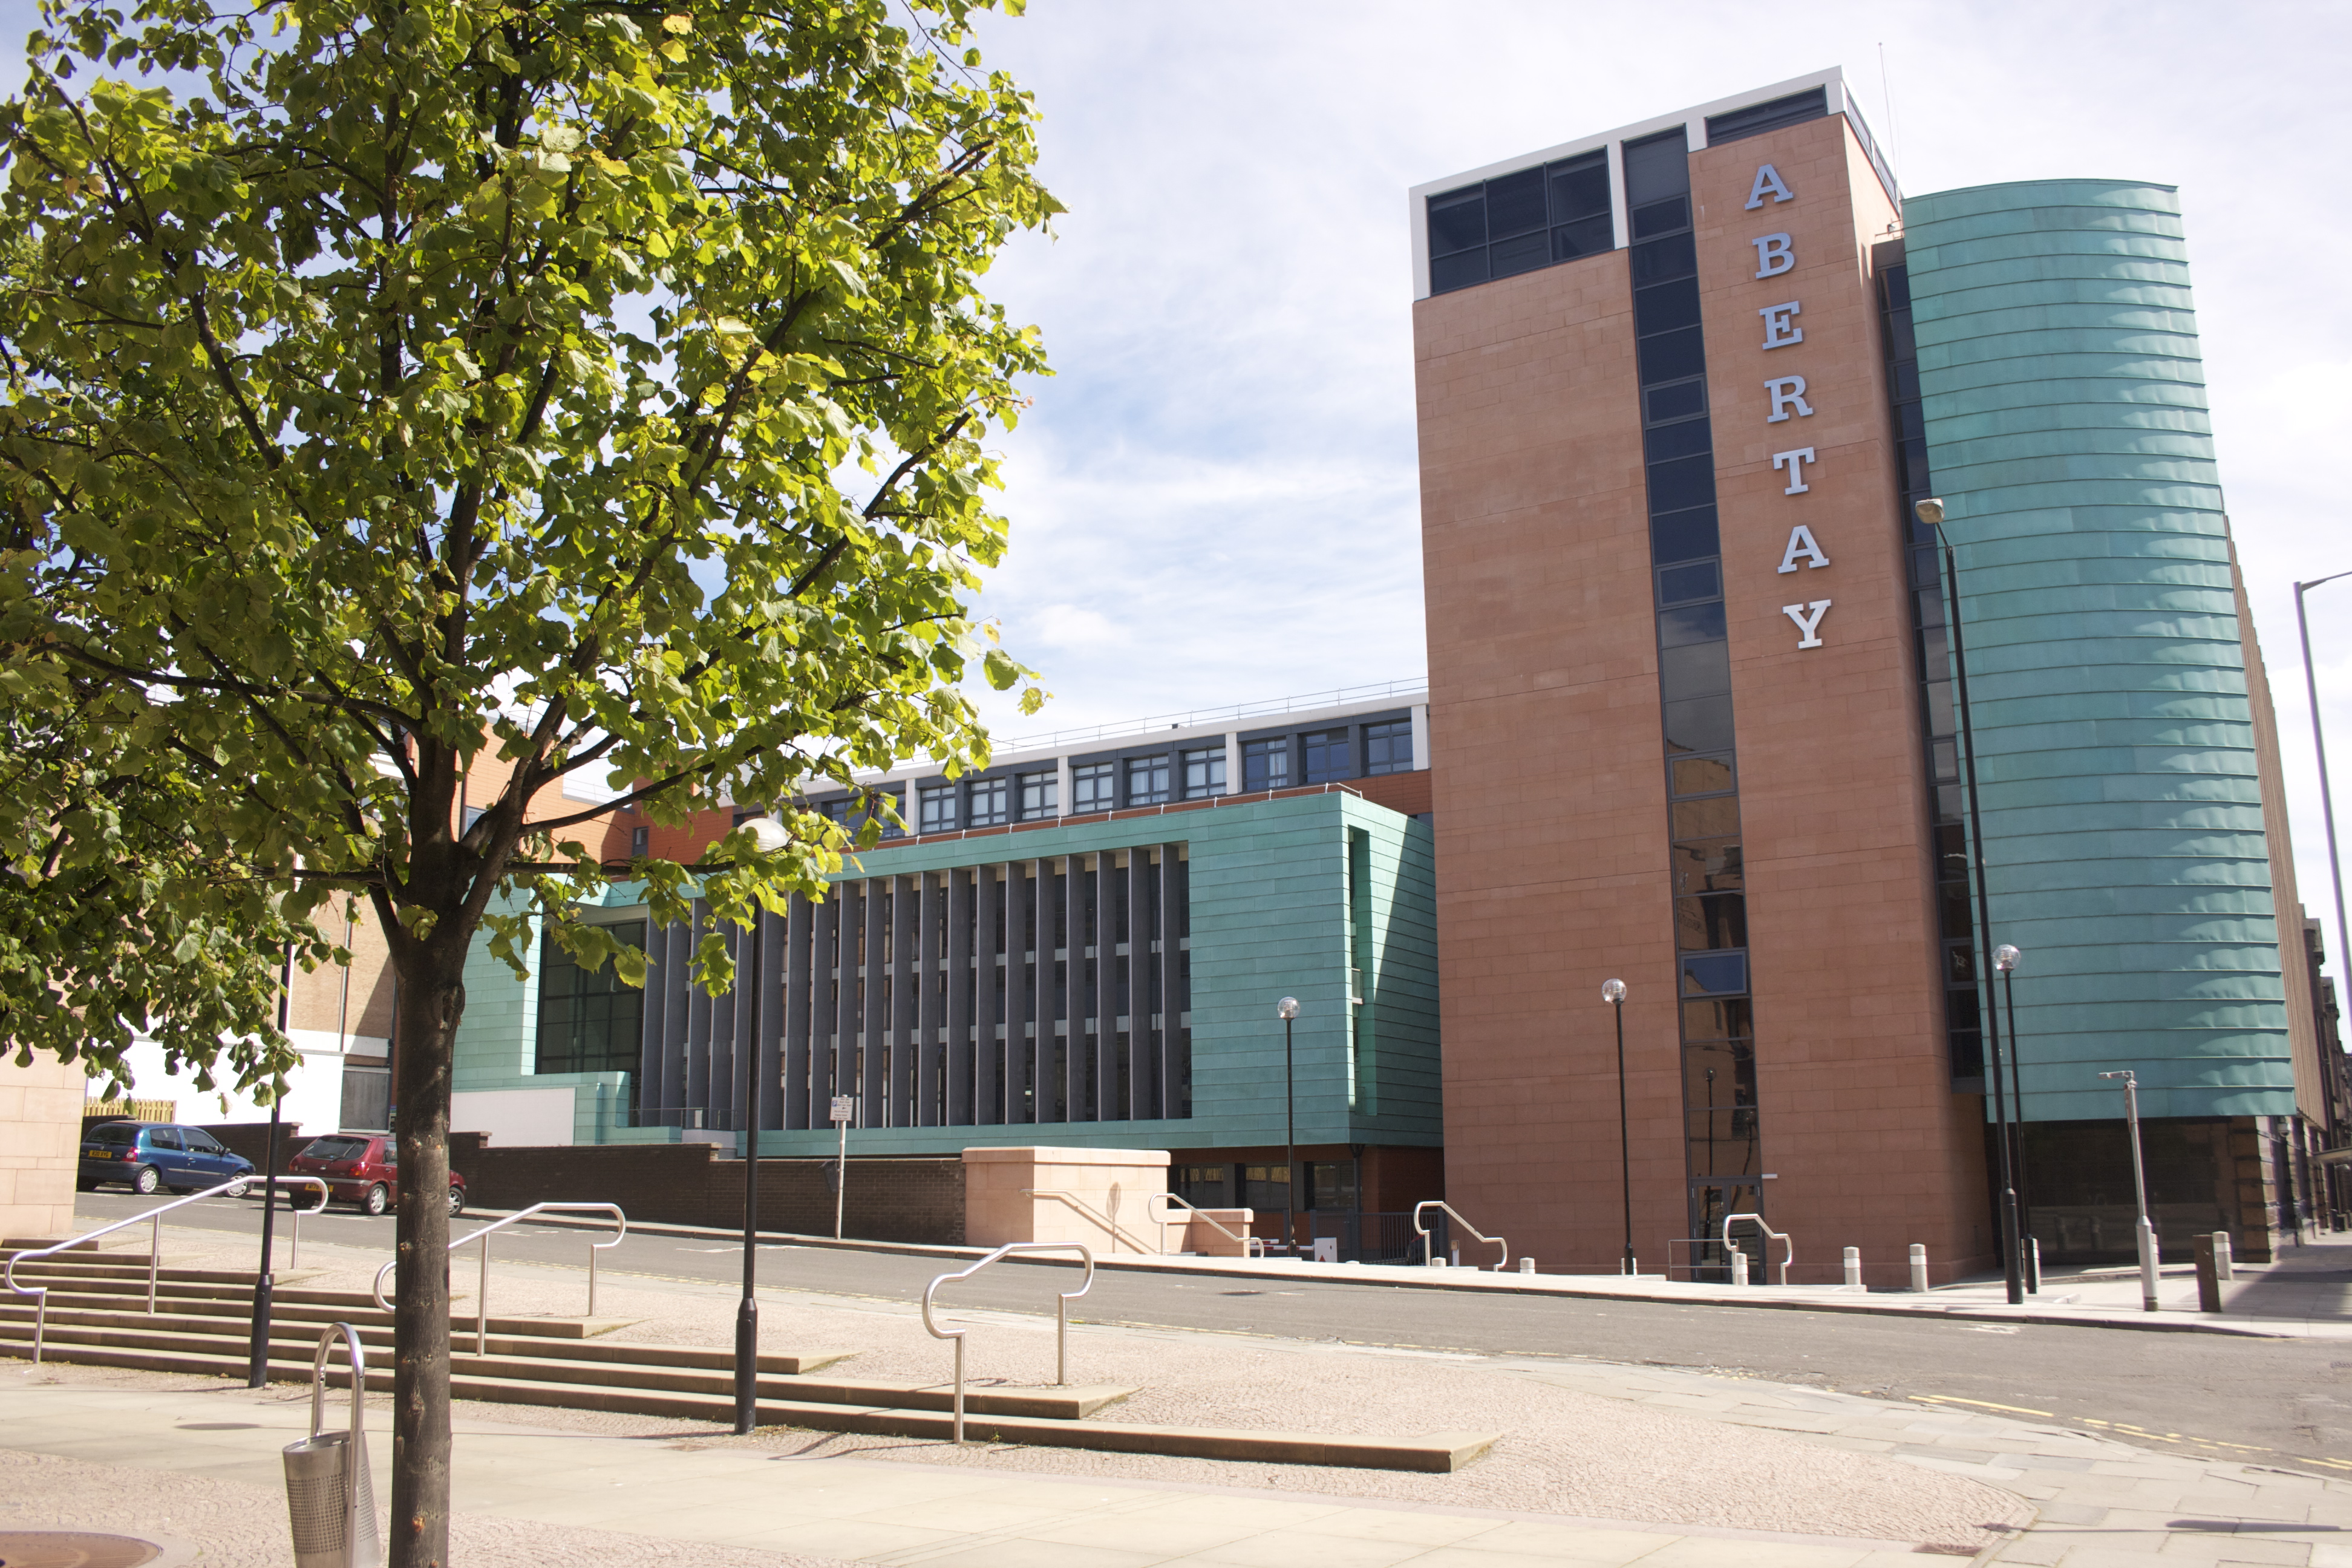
[734,815,789,1434]
[1915,497,2025,1306]
[2296,572,2352,1086]
[1277,996,1300,1253]
[1993,944,2037,1293]
[2099,1069,2160,1311]
[1602,978,1632,1275]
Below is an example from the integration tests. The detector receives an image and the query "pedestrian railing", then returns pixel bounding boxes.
[1723,1212,1792,1285]
[1143,1192,1266,1258]
[1413,1200,1508,1270]
[921,1242,1093,1443]
[1020,1188,1160,1254]
[371,1201,626,1353]
[5,1175,329,1364]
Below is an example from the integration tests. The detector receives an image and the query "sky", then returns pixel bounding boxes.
[10,2,2352,971]
[936,0,2352,973]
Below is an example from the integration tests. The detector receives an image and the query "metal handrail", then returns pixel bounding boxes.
[371,1201,625,1353]
[921,1242,1093,1444]
[1412,1200,1508,1271]
[1723,1212,1793,1285]
[6,1174,328,1365]
[1143,1192,1266,1258]
[1019,1187,1158,1254]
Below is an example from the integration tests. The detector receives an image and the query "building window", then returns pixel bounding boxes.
[820,789,902,838]
[1126,753,1171,806]
[535,922,647,1076]
[1364,720,1413,776]
[1427,147,1614,296]
[1302,729,1351,783]
[1019,771,1059,820]
[969,776,1009,827]
[1243,737,1291,792]
[629,826,648,858]
[918,783,959,834]
[1073,763,1114,814]
[1181,746,1225,800]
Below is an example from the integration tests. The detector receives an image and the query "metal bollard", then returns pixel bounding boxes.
[2213,1230,2234,1282]
[1843,1246,1861,1288]
[283,1324,379,1568]
[1517,1256,1535,1275]
[1909,1243,1930,1294]
[2192,1233,2223,1313]
[2027,1235,2042,1295]
[1731,1248,1749,1287]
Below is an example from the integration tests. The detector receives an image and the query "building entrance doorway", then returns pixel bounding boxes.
[1684,1180,1762,1281]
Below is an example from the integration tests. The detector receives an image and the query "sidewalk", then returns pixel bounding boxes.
[0,1380,1947,1567]
[8,1229,2352,1566]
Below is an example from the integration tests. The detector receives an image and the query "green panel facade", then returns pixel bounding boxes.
[1904,178,2295,1123]
[449,791,1440,1153]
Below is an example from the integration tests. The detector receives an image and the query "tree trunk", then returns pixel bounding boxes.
[389,958,462,1568]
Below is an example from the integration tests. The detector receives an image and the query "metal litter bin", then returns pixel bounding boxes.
[283,1322,381,1568]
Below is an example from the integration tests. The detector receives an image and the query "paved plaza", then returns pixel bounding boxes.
[5,1226,2352,1565]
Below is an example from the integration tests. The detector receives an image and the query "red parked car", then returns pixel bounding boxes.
[287,1132,466,1218]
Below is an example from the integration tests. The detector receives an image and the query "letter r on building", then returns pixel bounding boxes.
[1765,376,1814,423]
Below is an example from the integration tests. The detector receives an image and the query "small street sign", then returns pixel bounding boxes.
[829,1096,854,1125]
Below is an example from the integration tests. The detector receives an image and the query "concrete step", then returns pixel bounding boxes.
[0,1339,1490,1472]
[5,1319,1114,1418]
[0,1308,848,1376]
[0,1298,629,1341]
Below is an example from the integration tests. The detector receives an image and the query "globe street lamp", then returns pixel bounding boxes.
[1916,497,2025,1306]
[1993,943,2037,1293]
[1277,996,1301,1253]
[1602,978,1632,1275]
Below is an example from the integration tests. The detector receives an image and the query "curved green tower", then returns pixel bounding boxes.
[1904,178,2299,1123]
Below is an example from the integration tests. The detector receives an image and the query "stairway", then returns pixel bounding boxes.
[1,1247,1495,1472]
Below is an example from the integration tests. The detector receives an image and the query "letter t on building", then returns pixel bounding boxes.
[1772,447,1817,494]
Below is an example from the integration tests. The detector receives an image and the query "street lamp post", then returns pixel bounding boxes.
[2100,1069,2160,1311]
[1993,944,2037,1293]
[1602,979,1632,1275]
[734,815,789,1434]
[247,946,293,1388]
[1278,997,1300,1254]
[2296,574,2352,1218]
[1916,497,2025,1307]
[2296,573,2352,1036]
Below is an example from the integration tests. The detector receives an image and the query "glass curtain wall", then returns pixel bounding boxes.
[1875,248,1981,1087]
[1624,128,1762,1241]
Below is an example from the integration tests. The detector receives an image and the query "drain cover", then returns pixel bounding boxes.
[0,1532,163,1567]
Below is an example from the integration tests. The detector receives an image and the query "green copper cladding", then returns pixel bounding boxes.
[1904,178,2295,1124]
[450,791,1440,1153]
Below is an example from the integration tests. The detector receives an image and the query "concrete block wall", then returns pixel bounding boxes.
[0,1051,84,1240]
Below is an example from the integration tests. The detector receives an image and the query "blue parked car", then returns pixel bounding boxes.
[77,1121,256,1197]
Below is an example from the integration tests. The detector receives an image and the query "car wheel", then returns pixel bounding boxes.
[131,1165,160,1195]
[76,1178,94,1192]
[224,1177,252,1198]
[363,1183,390,1217]
[446,1186,465,1218]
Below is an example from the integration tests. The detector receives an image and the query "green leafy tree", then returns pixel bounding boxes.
[0,0,1051,1557]
[0,679,332,1098]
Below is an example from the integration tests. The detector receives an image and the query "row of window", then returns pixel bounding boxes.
[1427,148,1613,296]
[1880,257,1985,1086]
[1621,126,1769,1223]
[806,719,1416,838]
